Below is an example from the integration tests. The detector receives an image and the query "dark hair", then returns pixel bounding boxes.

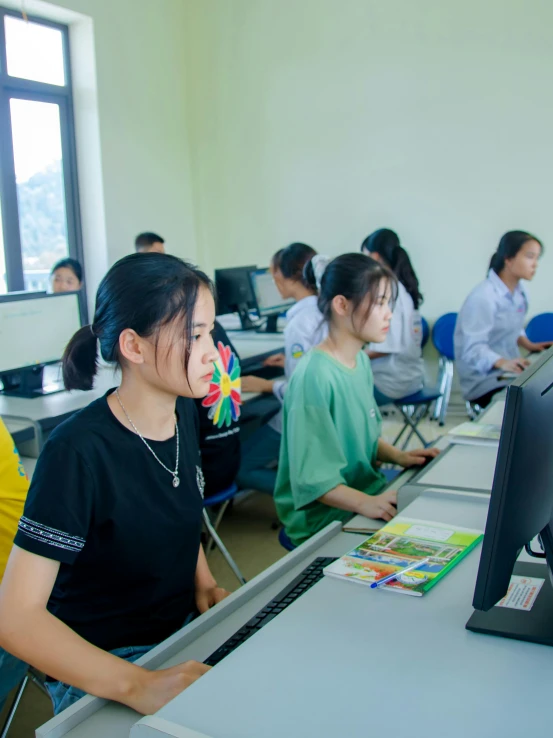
[489,230,543,274]
[135,232,165,251]
[63,253,212,391]
[361,229,423,309]
[273,242,317,288]
[305,253,397,327]
[51,257,83,283]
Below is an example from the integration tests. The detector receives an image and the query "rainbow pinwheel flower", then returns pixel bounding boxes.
[202,341,242,428]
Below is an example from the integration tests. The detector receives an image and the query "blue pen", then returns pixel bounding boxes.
[370,557,431,589]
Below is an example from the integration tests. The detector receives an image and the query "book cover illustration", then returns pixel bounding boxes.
[325,519,483,596]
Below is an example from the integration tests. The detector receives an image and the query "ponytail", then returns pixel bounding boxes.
[62,326,99,391]
[488,230,543,275]
[361,228,423,309]
[303,259,317,292]
[393,246,423,309]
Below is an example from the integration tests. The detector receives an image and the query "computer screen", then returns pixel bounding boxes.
[0,292,82,373]
[467,349,553,644]
[250,268,295,317]
[214,266,256,316]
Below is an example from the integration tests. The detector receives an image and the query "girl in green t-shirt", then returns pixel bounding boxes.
[274,253,439,546]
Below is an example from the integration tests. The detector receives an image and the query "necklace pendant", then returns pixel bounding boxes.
[172,475,180,488]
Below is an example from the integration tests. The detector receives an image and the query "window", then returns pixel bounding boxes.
[0,9,83,295]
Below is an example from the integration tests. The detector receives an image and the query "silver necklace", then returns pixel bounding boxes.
[115,389,180,488]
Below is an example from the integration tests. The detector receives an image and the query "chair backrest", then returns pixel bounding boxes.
[432,312,457,360]
[526,313,553,343]
[421,316,430,348]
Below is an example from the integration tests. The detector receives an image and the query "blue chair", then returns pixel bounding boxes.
[421,316,430,349]
[203,483,246,585]
[431,313,457,425]
[526,313,553,343]
[278,527,296,551]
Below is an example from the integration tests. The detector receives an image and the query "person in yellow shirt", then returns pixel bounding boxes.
[0,418,29,711]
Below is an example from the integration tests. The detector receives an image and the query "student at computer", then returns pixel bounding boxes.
[274,253,439,547]
[0,419,29,712]
[50,258,83,293]
[454,230,551,408]
[135,231,166,253]
[0,253,229,716]
[361,229,424,401]
[237,243,327,495]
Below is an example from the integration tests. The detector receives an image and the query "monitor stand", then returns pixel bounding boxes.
[257,314,280,334]
[236,304,257,331]
[0,366,65,398]
[466,560,553,646]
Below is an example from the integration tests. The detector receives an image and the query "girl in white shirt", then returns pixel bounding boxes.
[238,244,327,494]
[362,229,425,401]
[454,231,550,407]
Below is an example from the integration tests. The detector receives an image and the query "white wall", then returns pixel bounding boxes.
[5,0,197,311]
[183,0,553,321]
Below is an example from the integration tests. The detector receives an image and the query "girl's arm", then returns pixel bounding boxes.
[517,335,553,354]
[0,546,209,715]
[366,350,389,359]
[195,545,230,613]
[241,376,275,394]
[319,484,397,522]
[377,439,439,468]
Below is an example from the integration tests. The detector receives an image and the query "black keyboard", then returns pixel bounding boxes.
[204,556,336,666]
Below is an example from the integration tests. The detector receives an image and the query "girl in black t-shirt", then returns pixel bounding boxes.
[0,253,230,715]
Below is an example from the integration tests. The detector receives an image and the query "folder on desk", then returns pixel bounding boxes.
[448,421,500,447]
[325,517,483,596]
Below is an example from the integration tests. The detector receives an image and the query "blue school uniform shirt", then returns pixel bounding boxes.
[454,270,528,401]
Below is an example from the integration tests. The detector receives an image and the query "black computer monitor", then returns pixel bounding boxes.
[214,266,257,330]
[466,348,553,646]
[0,291,82,397]
[249,268,295,333]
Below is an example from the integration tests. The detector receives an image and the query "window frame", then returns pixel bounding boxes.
[0,7,86,319]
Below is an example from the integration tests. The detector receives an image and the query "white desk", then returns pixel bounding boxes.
[0,365,118,433]
[37,493,550,738]
[477,396,506,427]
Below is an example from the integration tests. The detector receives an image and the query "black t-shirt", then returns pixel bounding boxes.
[14,393,204,652]
[195,322,241,497]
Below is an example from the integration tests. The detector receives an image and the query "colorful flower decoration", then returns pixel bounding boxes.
[202,341,242,428]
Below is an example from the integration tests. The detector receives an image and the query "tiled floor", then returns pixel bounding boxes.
[1,401,466,737]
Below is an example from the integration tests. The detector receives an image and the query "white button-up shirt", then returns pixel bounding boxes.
[369,281,424,399]
[269,295,327,433]
[454,269,528,401]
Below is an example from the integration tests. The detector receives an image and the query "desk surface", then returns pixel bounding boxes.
[478,396,506,426]
[40,494,550,738]
[411,442,498,492]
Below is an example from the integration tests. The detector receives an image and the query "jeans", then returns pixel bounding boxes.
[0,647,28,712]
[236,424,281,495]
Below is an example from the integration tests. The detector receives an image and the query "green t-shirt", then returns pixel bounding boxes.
[274,349,386,546]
